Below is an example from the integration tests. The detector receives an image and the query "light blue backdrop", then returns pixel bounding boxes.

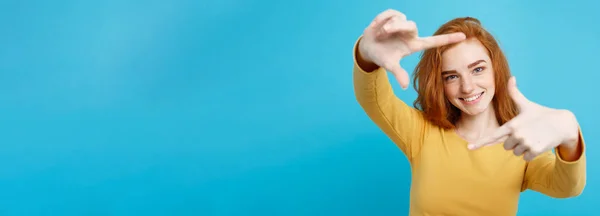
[0,0,597,215]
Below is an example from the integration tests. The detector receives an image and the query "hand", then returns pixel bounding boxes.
[468,77,581,161]
[357,9,466,89]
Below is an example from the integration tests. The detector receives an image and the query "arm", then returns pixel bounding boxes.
[521,128,586,198]
[353,9,465,161]
[353,36,428,162]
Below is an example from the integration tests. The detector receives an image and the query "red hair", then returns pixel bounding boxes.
[412,17,519,129]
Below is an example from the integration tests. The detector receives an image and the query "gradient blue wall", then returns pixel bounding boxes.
[0,0,597,215]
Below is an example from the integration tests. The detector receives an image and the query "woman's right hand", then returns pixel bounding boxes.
[357,9,466,89]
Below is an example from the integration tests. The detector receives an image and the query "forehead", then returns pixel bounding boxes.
[441,38,491,70]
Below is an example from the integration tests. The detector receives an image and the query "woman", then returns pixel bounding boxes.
[353,9,586,215]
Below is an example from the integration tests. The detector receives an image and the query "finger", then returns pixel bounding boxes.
[503,135,519,150]
[386,63,409,90]
[378,20,417,39]
[523,151,537,161]
[468,135,507,150]
[512,144,529,156]
[415,32,466,51]
[508,76,530,109]
[369,10,406,32]
[468,124,513,150]
[372,9,406,27]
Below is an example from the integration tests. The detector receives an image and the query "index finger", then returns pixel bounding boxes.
[415,32,466,51]
[468,124,512,150]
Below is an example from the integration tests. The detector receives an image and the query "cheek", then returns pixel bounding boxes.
[484,70,496,88]
[482,73,496,99]
[443,84,458,99]
[486,77,496,88]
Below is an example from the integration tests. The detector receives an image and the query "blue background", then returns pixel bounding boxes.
[0,0,598,215]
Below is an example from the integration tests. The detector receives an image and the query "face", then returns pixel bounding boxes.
[441,38,495,116]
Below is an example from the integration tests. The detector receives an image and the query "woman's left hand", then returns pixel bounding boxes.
[468,76,581,161]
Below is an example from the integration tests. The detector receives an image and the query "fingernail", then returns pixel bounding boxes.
[383,24,390,31]
[467,144,475,150]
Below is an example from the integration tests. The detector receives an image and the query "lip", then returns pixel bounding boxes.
[460,91,484,105]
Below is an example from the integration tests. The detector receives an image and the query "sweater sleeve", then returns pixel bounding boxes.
[521,129,587,198]
[352,37,428,162]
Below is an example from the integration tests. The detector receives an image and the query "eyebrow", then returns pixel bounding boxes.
[441,60,487,75]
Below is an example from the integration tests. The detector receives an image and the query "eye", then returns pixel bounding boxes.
[473,66,485,73]
[444,75,458,81]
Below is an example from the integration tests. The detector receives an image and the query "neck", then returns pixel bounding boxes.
[455,106,499,142]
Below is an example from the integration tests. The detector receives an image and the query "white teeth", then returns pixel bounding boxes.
[463,93,482,102]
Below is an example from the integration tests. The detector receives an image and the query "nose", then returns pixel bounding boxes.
[460,76,474,94]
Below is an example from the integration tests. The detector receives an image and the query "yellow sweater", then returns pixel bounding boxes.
[352,39,586,215]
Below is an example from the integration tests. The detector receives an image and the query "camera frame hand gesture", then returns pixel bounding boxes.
[358,9,467,89]
[468,77,581,161]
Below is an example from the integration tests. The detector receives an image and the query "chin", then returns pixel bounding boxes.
[461,106,489,116]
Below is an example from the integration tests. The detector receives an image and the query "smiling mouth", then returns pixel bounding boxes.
[460,92,484,102]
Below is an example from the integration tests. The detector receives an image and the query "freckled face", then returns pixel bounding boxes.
[441,38,495,116]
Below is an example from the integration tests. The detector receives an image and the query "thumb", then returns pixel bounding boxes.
[508,76,529,107]
[388,63,410,90]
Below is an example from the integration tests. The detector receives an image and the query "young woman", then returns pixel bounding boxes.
[353,9,586,215]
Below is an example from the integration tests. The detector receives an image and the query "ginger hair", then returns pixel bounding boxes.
[412,17,519,129]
